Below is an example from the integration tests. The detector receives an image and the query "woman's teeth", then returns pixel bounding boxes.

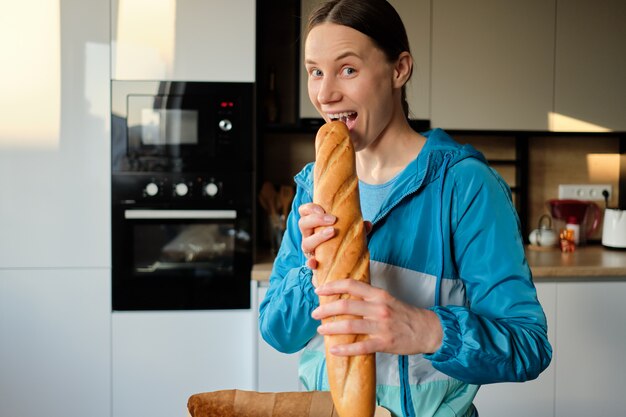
[329,112,357,123]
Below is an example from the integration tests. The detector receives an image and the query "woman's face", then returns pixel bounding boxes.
[305,23,398,151]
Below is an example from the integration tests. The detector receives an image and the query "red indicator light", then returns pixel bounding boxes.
[220,101,228,108]
[229,102,234,107]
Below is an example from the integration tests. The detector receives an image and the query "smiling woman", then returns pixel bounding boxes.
[304,23,412,158]
[0,1,61,149]
[259,1,552,417]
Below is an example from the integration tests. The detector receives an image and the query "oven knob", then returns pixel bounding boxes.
[218,119,233,132]
[205,182,219,197]
[145,182,159,197]
[174,183,189,196]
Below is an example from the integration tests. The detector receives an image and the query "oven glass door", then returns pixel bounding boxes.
[112,208,251,310]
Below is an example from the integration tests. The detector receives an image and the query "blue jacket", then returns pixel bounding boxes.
[259,128,552,417]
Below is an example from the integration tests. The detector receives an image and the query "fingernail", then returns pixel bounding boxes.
[323,227,334,236]
[323,214,335,223]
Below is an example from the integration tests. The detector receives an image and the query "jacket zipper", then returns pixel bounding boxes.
[399,355,416,417]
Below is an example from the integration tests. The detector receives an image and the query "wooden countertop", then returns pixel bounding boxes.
[526,244,626,279]
[252,245,626,282]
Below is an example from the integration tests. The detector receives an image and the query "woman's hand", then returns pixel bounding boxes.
[298,203,373,278]
[298,203,337,274]
[312,279,443,356]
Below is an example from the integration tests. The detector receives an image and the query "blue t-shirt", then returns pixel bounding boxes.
[359,172,401,221]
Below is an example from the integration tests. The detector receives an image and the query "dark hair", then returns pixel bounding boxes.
[306,0,413,118]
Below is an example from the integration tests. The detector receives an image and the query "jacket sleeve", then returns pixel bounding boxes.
[424,159,552,384]
[258,184,320,354]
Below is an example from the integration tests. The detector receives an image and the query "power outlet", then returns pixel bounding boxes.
[558,184,612,201]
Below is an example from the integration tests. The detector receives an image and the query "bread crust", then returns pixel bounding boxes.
[313,121,376,417]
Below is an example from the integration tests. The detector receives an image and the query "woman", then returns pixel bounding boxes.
[259,1,552,416]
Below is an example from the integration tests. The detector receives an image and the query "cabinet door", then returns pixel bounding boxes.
[473,282,556,417]
[0,269,111,417]
[555,281,626,417]
[553,0,626,132]
[113,310,255,417]
[256,285,302,392]
[431,0,555,130]
[112,0,255,81]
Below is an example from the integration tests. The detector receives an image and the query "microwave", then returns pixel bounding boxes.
[111,81,254,174]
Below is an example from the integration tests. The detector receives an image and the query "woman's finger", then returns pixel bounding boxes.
[301,225,335,255]
[327,338,381,356]
[316,313,376,334]
[311,298,372,321]
[315,278,384,302]
[306,257,318,271]
[299,213,336,235]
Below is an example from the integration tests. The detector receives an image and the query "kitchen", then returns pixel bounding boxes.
[0,1,625,417]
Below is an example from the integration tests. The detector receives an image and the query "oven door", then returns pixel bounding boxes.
[112,207,251,310]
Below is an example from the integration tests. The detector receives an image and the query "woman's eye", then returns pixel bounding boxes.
[342,67,356,76]
[310,68,323,78]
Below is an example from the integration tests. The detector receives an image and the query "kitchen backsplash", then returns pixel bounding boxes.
[527,135,620,239]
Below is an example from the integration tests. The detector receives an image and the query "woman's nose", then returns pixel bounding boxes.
[317,77,341,104]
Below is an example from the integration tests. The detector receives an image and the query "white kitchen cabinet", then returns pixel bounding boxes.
[256,283,302,392]
[554,281,626,417]
[112,0,256,82]
[473,282,557,417]
[0,2,111,417]
[431,0,556,130]
[553,0,626,132]
[112,308,256,417]
[0,269,111,417]
[0,0,110,269]
[476,279,626,417]
[299,0,431,120]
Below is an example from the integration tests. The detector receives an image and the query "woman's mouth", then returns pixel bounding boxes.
[328,111,358,130]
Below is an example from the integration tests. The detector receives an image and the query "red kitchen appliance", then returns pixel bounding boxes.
[547,199,602,244]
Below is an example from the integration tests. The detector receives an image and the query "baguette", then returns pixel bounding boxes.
[313,121,376,417]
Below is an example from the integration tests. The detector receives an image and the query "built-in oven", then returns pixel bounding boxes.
[111,81,254,310]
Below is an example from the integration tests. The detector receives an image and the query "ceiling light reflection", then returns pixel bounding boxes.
[0,1,61,149]
[549,112,611,132]
[114,0,176,79]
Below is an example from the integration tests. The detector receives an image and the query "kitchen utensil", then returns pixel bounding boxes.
[259,182,285,254]
[547,199,601,244]
[529,214,558,247]
[259,182,279,220]
[278,185,295,219]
